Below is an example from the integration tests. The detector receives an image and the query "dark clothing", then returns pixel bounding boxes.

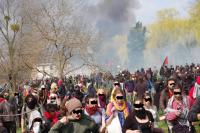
[160,88,173,110]
[87,83,96,96]
[49,115,99,133]
[123,110,154,133]
[58,85,66,100]
[3,121,16,133]
[135,81,148,99]
[188,96,200,122]
[124,80,135,93]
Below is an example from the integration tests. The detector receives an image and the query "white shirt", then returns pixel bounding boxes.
[28,110,42,133]
[84,108,105,124]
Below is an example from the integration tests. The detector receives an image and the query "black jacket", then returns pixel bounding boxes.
[188,96,200,122]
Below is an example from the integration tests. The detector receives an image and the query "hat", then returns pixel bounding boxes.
[196,76,200,85]
[65,98,82,113]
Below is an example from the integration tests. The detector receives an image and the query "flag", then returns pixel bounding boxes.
[163,56,168,66]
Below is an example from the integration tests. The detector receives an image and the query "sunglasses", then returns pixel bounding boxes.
[50,97,56,100]
[116,96,124,100]
[90,100,98,105]
[169,83,176,86]
[114,83,120,86]
[98,94,105,96]
[134,103,144,108]
[72,109,82,114]
[144,98,152,102]
[174,92,181,95]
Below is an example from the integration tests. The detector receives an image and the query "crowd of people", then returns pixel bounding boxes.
[0,63,200,133]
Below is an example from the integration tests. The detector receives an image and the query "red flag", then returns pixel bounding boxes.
[163,56,168,66]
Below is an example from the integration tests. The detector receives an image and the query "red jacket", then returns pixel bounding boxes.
[44,111,59,126]
[189,86,195,105]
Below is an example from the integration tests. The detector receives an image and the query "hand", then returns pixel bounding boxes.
[60,116,69,124]
[197,113,200,120]
[67,115,76,121]
[159,115,166,121]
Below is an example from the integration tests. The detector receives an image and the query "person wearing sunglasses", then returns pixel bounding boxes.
[84,94,105,125]
[49,98,99,133]
[97,89,107,109]
[165,84,193,133]
[160,78,176,111]
[123,98,156,133]
[106,86,131,132]
[143,94,158,128]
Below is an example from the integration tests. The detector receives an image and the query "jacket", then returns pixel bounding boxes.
[188,96,200,122]
[49,114,99,133]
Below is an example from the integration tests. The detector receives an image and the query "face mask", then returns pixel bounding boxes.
[85,105,98,116]
[134,108,146,119]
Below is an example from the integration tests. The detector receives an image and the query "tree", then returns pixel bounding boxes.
[22,0,97,79]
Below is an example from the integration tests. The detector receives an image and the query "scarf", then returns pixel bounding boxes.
[98,96,106,109]
[106,101,129,118]
[193,83,200,99]
[44,111,59,126]
[85,105,98,116]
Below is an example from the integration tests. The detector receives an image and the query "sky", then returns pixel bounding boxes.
[135,0,195,25]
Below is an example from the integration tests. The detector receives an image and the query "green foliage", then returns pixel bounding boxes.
[10,24,20,32]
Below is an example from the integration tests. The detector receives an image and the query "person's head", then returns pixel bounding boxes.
[85,94,98,108]
[25,94,38,110]
[97,89,106,100]
[3,92,9,100]
[111,86,126,105]
[46,104,58,115]
[85,94,98,115]
[65,98,83,120]
[173,84,183,101]
[143,94,152,107]
[50,82,58,94]
[167,78,176,90]
[133,98,146,119]
[113,81,120,88]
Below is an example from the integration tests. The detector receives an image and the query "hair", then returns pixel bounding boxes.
[143,94,152,105]
[85,94,97,104]
[173,83,183,93]
[45,104,58,112]
[133,97,143,104]
[164,77,176,88]
[111,86,126,102]
[25,94,38,110]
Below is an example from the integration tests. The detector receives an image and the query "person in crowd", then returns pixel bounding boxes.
[49,98,99,133]
[189,76,200,104]
[153,78,164,110]
[21,94,42,133]
[84,94,105,125]
[106,86,131,132]
[71,84,84,102]
[165,84,193,133]
[188,96,200,123]
[0,92,16,133]
[160,78,176,110]
[143,93,158,127]
[87,80,97,96]
[123,98,163,133]
[134,74,148,99]
[97,89,107,109]
[124,75,135,105]
[43,104,60,132]
[49,82,61,106]
[57,79,66,101]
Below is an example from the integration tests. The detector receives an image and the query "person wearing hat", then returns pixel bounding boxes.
[189,76,200,104]
[49,98,99,133]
